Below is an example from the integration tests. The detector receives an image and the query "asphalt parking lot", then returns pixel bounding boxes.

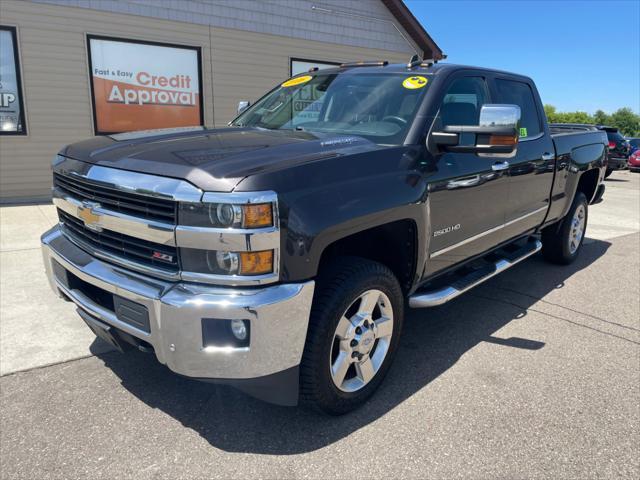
[1,171,638,479]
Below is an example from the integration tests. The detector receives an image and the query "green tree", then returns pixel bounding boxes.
[543,104,559,122]
[593,109,609,126]
[543,105,640,136]
[609,108,640,136]
[563,111,594,124]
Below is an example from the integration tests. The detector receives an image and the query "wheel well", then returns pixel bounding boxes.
[317,220,417,293]
[576,169,599,203]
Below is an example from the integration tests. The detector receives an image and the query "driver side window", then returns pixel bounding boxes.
[438,77,489,127]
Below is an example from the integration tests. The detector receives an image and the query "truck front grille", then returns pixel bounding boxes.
[54,172,177,223]
[58,209,179,274]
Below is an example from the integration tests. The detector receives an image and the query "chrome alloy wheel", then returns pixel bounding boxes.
[329,289,394,392]
[568,204,586,254]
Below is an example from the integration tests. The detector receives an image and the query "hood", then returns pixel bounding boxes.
[60,127,382,192]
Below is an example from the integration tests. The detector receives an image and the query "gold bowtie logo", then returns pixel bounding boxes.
[78,201,102,231]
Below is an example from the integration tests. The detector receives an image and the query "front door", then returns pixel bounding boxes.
[425,75,511,276]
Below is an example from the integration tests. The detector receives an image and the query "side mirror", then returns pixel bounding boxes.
[431,104,521,154]
[237,100,251,114]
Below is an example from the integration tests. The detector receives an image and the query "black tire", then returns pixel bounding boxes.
[604,168,613,178]
[300,257,404,415]
[541,192,588,265]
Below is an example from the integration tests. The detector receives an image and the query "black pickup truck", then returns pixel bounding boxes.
[42,61,607,414]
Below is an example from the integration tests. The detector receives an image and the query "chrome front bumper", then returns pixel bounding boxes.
[41,226,315,381]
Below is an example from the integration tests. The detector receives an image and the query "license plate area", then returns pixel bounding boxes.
[77,308,131,353]
[52,259,150,333]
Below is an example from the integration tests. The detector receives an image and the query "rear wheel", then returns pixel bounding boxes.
[604,168,613,178]
[541,192,588,265]
[300,257,403,415]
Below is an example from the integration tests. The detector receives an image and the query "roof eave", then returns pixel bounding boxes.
[381,0,444,60]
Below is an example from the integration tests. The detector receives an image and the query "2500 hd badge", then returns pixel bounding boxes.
[42,61,606,414]
[433,223,461,237]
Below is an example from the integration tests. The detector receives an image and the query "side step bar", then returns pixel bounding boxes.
[409,239,542,308]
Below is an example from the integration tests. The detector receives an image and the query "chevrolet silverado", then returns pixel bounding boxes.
[42,61,608,414]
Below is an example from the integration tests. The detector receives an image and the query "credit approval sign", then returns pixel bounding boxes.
[88,36,203,134]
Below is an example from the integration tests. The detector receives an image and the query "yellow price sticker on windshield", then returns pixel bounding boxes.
[281,75,312,87]
[402,76,428,89]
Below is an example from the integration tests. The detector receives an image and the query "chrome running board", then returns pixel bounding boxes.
[409,239,542,308]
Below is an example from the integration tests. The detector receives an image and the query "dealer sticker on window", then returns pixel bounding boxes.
[402,76,428,89]
[282,75,313,87]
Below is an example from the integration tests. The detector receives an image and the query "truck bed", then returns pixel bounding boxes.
[550,129,608,158]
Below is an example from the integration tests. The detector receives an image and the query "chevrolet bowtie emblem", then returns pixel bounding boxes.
[77,201,102,231]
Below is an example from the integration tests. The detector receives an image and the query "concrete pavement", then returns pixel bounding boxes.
[0,204,112,376]
[0,170,638,478]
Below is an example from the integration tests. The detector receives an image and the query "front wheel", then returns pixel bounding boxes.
[299,257,404,415]
[541,192,588,265]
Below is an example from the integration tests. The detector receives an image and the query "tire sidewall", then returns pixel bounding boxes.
[308,260,404,412]
[561,192,588,262]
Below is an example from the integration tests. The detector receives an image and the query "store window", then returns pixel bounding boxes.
[0,26,27,135]
[87,35,203,134]
[290,58,339,76]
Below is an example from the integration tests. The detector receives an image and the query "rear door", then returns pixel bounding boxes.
[425,74,511,275]
[490,77,555,238]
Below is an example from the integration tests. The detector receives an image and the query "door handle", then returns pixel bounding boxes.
[447,175,481,189]
[541,152,555,161]
[491,161,510,171]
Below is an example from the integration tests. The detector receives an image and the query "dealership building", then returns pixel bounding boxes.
[0,0,442,202]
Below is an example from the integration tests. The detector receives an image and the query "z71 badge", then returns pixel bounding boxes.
[433,224,461,237]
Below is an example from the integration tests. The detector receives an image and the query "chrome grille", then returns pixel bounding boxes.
[58,209,179,273]
[54,172,176,223]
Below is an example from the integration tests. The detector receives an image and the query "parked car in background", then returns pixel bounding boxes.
[629,149,640,172]
[550,124,630,177]
[602,127,631,175]
[627,137,639,154]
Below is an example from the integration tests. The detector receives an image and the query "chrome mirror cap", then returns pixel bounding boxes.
[479,104,521,130]
[237,100,250,114]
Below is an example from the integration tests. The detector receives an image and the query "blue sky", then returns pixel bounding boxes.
[405,0,640,114]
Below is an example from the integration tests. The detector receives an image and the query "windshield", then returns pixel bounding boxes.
[231,72,431,145]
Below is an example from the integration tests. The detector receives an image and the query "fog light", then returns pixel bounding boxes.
[231,319,248,340]
[202,318,250,349]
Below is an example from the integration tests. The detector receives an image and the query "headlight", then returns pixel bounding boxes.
[181,248,274,276]
[213,203,242,227]
[179,202,273,229]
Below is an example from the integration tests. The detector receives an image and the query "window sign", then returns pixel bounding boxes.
[289,59,339,125]
[290,82,327,127]
[87,36,203,134]
[0,26,27,135]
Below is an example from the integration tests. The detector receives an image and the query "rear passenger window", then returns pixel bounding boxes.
[494,79,542,139]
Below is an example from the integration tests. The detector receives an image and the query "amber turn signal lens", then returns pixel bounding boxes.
[242,203,273,228]
[239,250,273,275]
[489,134,518,146]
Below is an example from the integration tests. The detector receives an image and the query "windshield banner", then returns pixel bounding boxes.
[88,37,202,134]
